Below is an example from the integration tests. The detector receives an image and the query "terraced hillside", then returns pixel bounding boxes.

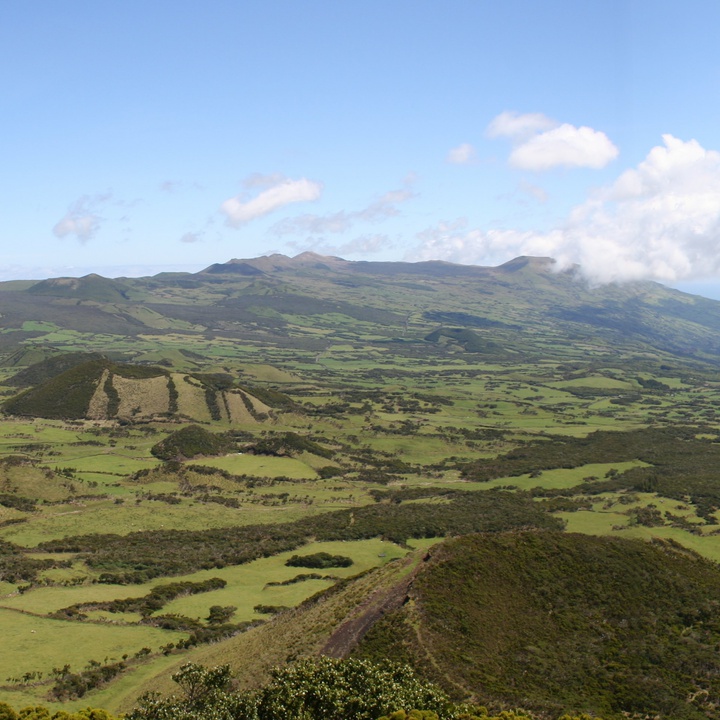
[2,356,273,423]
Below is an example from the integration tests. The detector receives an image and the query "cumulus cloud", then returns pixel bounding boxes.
[53,194,111,243]
[410,135,720,284]
[271,185,415,236]
[221,177,322,227]
[446,143,476,164]
[510,124,619,170]
[487,111,618,171]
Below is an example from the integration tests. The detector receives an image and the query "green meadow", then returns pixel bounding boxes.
[0,608,186,680]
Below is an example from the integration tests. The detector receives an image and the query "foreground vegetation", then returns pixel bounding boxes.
[0,657,603,720]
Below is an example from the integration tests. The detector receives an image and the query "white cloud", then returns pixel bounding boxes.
[486,111,557,140]
[411,221,556,268]
[53,194,111,243]
[510,124,619,170]
[446,143,475,164]
[53,215,99,243]
[487,111,618,171]
[221,177,322,227]
[410,135,720,284]
[271,185,415,236]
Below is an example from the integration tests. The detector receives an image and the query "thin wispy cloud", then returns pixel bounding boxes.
[271,185,415,236]
[519,181,548,203]
[288,233,393,257]
[160,180,204,193]
[180,232,202,244]
[221,177,322,227]
[52,194,112,243]
[446,143,476,164]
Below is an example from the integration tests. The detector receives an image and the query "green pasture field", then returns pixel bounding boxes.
[4,537,433,706]
[0,580,152,615]
[187,454,319,479]
[57,453,155,475]
[617,524,720,562]
[0,537,423,646]
[237,364,303,383]
[359,436,474,466]
[478,461,652,491]
[159,538,411,623]
[20,322,61,333]
[559,509,720,563]
[0,420,80,447]
[591,492,701,517]
[0,496,334,546]
[547,376,636,390]
[0,642,190,713]
[83,610,145,624]
[0,504,25,523]
[0,608,187,680]
[221,478,370,508]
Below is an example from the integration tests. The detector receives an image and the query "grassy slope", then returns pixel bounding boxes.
[115,547,428,714]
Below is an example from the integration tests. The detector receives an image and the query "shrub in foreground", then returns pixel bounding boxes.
[125,658,605,720]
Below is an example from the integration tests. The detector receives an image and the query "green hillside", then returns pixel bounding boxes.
[3,359,110,419]
[5,352,107,387]
[353,532,720,720]
[26,274,135,302]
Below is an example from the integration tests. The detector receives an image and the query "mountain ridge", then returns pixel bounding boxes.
[2,254,720,366]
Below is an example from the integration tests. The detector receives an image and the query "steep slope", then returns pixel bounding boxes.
[353,532,720,720]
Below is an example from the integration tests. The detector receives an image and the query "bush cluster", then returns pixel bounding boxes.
[285,552,353,569]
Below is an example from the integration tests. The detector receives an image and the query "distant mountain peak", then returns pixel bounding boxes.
[497,256,556,273]
[26,273,131,301]
[202,252,349,275]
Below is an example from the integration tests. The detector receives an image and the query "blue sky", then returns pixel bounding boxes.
[2,1,720,297]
